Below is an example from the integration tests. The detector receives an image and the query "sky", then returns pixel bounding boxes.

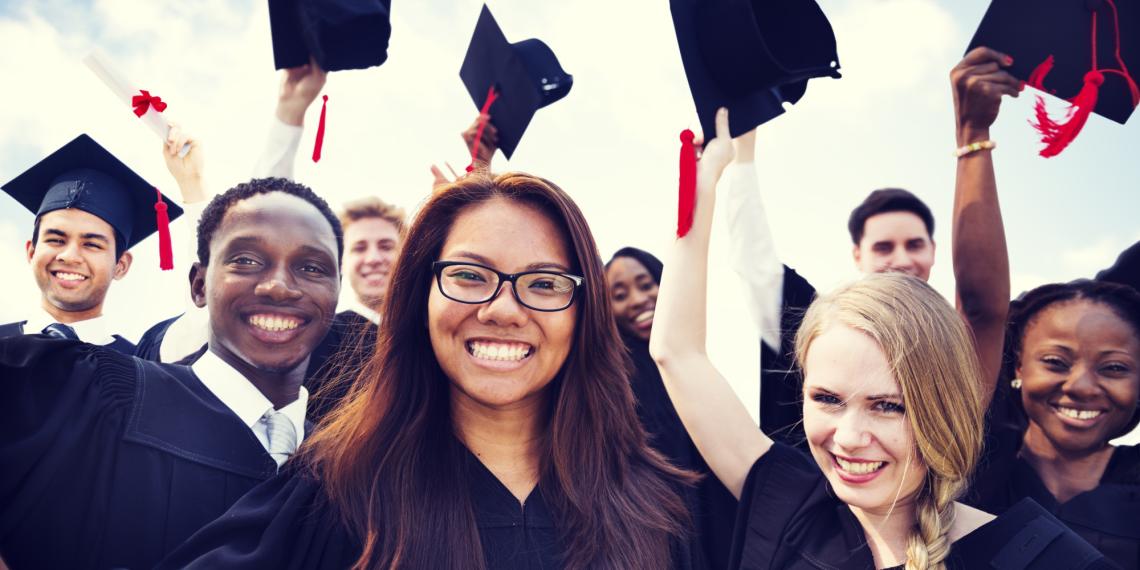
[1,0,1137,419]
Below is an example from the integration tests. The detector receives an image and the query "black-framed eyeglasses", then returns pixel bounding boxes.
[432,261,584,312]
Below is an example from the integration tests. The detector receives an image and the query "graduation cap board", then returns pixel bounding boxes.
[671,0,842,140]
[269,0,392,72]
[459,5,574,160]
[1,134,184,269]
[969,0,1140,157]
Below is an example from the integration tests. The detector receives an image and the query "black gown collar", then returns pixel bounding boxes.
[123,359,278,479]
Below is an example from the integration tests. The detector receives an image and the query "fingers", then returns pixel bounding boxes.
[968,71,1021,98]
[959,46,1013,69]
[165,124,194,156]
[714,107,730,141]
[445,162,460,179]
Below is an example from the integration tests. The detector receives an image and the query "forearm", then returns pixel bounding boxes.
[953,125,1010,396]
[651,160,770,499]
[252,118,303,180]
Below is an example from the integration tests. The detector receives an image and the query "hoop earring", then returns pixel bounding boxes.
[1010,378,1022,390]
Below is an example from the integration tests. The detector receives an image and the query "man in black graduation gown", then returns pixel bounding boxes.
[0,177,343,570]
[0,134,184,353]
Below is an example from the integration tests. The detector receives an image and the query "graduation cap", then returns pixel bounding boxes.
[269,0,392,72]
[1,134,184,269]
[671,0,842,140]
[459,5,573,160]
[969,0,1140,157]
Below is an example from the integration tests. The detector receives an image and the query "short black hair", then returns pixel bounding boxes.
[196,177,343,267]
[847,188,935,245]
[1004,279,1140,438]
[606,246,664,285]
[31,216,128,261]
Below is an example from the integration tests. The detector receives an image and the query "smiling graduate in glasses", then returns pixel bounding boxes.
[160,171,704,570]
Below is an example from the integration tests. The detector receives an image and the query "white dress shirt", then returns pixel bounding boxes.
[22,307,122,346]
[723,162,786,352]
[191,349,308,454]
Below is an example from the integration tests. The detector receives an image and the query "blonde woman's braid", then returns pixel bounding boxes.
[905,476,957,570]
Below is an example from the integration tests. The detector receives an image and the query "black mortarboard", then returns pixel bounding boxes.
[1097,240,1140,291]
[671,0,842,139]
[1,134,184,258]
[459,5,573,159]
[269,0,392,72]
[969,0,1140,126]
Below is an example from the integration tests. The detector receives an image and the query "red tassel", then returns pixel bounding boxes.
[312,94,328,163]
[466,86,499,173]
[1032,71,1104,157]
[154,187,173,270]
[676,130,697,238]
[1026,56,1055,92]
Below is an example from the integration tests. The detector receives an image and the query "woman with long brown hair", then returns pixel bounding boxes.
[159,172,696,569]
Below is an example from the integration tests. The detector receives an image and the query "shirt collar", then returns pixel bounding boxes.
[24,306,118,346]
[192,349,308,440]
[344,297,381,324]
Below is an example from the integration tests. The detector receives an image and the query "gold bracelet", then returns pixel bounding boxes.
[954,140,996,158]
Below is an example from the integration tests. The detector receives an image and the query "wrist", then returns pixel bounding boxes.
[275,101,305,127]
[956,125,990,147]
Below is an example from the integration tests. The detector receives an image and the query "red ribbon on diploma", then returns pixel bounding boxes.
[132,90,168,117]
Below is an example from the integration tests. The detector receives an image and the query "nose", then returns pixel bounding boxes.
[254,266,303,303]
[363,246,385,265]
[629,287,652,309]
[832,409,872,450]
[477,280,529,328]
[889,249,915,271]
[55,241,82,264]
[1062,365,1101,400]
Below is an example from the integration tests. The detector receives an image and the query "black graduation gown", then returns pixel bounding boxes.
[0,319,137,355]
[729,443,1117,569]
[303,309,378,423]
[159,444,698,569]
[133,313,183,361]
[758,265,815,449]
[625,334,737,569]
[966,417,1140,569]
[0,335,278,570]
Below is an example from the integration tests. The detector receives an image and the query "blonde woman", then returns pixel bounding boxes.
[650,108,1113,569]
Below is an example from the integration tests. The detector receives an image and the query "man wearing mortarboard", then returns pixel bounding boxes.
[0,134,183,354]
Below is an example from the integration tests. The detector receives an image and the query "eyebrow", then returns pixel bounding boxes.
[43,228,110,242]
[449,250,572,273]
[809,386,901,401]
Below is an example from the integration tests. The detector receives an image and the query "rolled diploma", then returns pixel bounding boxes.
[83,49,190,157]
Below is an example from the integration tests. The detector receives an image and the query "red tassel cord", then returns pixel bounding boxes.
[676,130,697,238]
[154,188,174,270]
[312,94,328,163]
[1028,0,1139,157]
[466,86,499,173]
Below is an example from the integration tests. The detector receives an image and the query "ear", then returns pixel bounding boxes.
[112,251,133,280]
[190,262,208,309]
[25,240,34,263]
[851,244,862,266]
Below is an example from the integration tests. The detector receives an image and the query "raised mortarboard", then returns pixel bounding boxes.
[269,0,392,72]
[1,134,184,268]
[459,4,573,161]
[969,0,1140,157]
[671,0,842,140]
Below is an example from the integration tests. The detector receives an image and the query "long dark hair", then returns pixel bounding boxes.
[300,172,692,569]
[1004,279,1140,438]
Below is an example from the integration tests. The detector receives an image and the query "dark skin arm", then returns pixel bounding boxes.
[951,46,1019,405]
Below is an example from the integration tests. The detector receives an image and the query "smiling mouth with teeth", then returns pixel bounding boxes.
[248,314,303,332]
[52,271,88,282]
[466,340,534,362]
[1053,405,1103,420]
[835,456,886,475]
[634,310,655,324]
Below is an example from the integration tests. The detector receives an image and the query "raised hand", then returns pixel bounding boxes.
[163,122,206,203]
[276,60,328,127]
[462,113,499,167]
[952,47,1020,144]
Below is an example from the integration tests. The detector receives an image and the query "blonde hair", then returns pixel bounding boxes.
[794,274,985,570]
[339,196,407,238]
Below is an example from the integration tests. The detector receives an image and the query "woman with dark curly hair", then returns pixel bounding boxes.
[160,172,700,570]
[968,279,1140,568]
